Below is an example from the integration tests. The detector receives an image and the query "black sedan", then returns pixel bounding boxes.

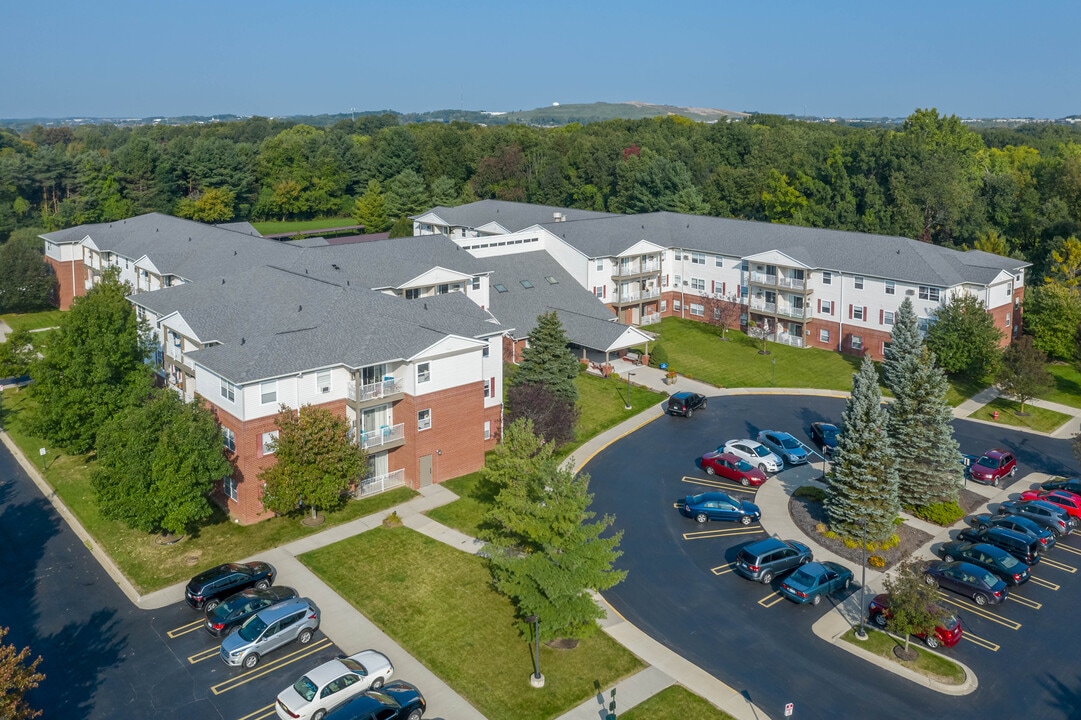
[923,560,1008,606]
[809,422,839,454]
[968,513,1056,550]
[324,681,426,720]
[938,542,1030,585]
[1040,477,1081,496]
[204,586,298,637]
[997,499,1072,537]
[676,492,761,525]
[184,561,277,611]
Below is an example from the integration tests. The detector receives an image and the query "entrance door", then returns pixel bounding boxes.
[419,455,433,488]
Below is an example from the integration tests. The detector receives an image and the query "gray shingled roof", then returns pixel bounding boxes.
[419,199,617,233]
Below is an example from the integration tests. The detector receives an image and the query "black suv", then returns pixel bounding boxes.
[204,586,298,637]
[666,392,707,418]
[956,526,1041,566]
[185,561,277,611]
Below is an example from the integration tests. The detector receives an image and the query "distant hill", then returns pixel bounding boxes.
[420,101,751,126]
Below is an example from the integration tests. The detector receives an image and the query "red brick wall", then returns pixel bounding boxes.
[989,288,1024,344]
[396,382,488,486]
[45,256,84,310]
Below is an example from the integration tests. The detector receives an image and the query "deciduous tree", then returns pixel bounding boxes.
[925,293,1004,378]
[0,627,44,720]
[881,558,949,654]
[351,180,390,233]
[0,328,35,379]
[0,231,56,312]
[1023,281,1081,360]
[506,382,578,446]
[701,293,741,340]
[997,336,1053,413]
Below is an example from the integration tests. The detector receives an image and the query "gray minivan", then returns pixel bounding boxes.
[220,597,320,669]
[734,537,813,584]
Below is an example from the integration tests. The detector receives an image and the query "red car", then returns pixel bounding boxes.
[966,449,1017,486]
[867,593,962,649]
[701,452,768,487]
[1019,489,1081,524]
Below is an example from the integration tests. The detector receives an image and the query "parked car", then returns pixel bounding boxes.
[185,561,277,611]
[666,392,707,417]
[322,681,426,720]
[867,593,962,649]
[779,561,852,605]
[221,597,321,669]
[938,542,1030,585]
[734,538,812,584]
[965,449,1017,486]
[923,561,1008,606]
[1018,489,1081,526]
[722,439,783,473]
[700,452,768,487]
[676,492,761,525]
[1040,477,1081,496]
[997,499,1072,536]
[206,586,299,637]
[755,430,809,465]
[967,514,1056,550]
[956,526,1041,565]
[276,650,395,720]
[809,422,839,455]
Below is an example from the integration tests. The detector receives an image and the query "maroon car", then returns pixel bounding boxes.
[966,449,1017,486]
[701,452,768,487]
[867,593,962,649]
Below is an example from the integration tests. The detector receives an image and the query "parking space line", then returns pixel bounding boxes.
[757,591,786,608]
[211,638,332,695]
[1054,543,1081,557]
[167,619,205,639]
[1028,576,1061,591]
[1040,557,1078,573]
[1007,594,1042,610]
[934,593,1021,630]
[680,476,757,494]
[188,646,221,665]
[682,527,765,541]
[962,631,1000,652]
[236,704,277,720]
[711,563,736,576]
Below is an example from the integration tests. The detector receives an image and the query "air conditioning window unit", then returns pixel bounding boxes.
[905,289,915,295]
[320,385,330,394]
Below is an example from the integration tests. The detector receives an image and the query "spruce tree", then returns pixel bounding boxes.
[826,356,900,543]
[889,346,962,507]
[514,311,580,402]
[883,297,921,394]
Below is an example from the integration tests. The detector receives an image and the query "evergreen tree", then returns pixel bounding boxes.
[352,179,390,233]
[513,311,579,402]
[0,232,57,313]
[888,347,962,507]
[384,169,430,219]
[997,336,1053,413]
[883,297,922,394]
[825,356,900,543]
[429,175,458,207]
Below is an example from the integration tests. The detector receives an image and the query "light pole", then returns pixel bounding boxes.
[856,519,868,640]
[625,372,635,410]
[771,357,777,386]
[525,614,544,687]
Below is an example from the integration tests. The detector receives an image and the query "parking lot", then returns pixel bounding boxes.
[588,393,1081,720]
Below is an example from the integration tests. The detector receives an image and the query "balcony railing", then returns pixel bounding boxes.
[777,276,805,290]
[614,260,661,277]
[348,378,402,402]
[776,305,811,320]
[749,272,777,286]
[352,468,407,498]
[640,313,662,326]
[616,287,661,303]
[749,299,777,313]
[775,333,804,348]
[359,423,405,450]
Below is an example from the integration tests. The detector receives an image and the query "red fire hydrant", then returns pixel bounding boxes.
[992,410,999,421]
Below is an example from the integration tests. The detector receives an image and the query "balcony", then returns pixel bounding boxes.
[612,260,661,279]
[749,272,777,286]
[359,423,406,451]
[777,275,805,290]
[749,299,777,314]
[775,333,804,348]
[614,287,662,304]
[348,378,404,404]
[352,468,407,498]
[776,305,811,320]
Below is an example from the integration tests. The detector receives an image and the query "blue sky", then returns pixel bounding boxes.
[3,0,1078,119]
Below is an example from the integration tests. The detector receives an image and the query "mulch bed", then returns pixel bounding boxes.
[958,488,989,515]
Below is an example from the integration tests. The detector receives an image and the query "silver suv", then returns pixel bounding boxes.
[220,597,320,669]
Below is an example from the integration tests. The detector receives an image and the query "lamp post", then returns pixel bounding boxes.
[856,519,868,640]
[771,357,777,386]
[525,614,544,687]
[625,372,635,410]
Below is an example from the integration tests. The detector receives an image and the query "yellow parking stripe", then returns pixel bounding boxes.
[1007,594,1042,610]
[680,476,758,494]
[212,638,331,695]
[188,646,221,665]
[711,564,737,576]
[1040,557,1078,573]
[758,591,787,608]
[934,592,1021,630]
[1028,576,1060,591]
[962,632,1000,652]
[682,527,764,541]
[1054,543,1081,557]
[167,619,205,639]
[236,704,277,720]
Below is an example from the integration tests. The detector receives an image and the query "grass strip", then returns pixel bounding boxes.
[619,685,737,720]
[840,627,965,684]
[968,397,1072,434]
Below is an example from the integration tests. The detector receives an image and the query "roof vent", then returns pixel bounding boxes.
[156,228,159,232]
[424,302,428,310]
[221,278,225,284]
[298,305,302,312]
[240,337,245,345]
[331,263,340,270]
[188,237,191,242]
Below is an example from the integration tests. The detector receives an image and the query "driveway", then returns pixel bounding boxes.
[586,393,1081,720]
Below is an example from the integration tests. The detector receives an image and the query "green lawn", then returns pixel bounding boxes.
[968,397,1072,434]
[944,373,992,408]
[1046,363,1081,410]
[250,217,355,235]
[301,527,644,720]
[620,685,736,720]
[1,310,65,332]
[841,628,965,684]
[424,471,491,539]
[0,389,416,592]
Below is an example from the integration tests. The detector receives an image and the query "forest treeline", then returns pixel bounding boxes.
[2,108,1080,280]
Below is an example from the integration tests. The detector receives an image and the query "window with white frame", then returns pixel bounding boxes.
[741,260,749,272]
[484,421,491,440]
[1006,282,1013,296]
[417,409,432,431]
[262,431,279,454]
[222,427,236,453]
[852,306,865,321]
[417,362,431,383]
[919,286,941,302]
[854,276,864,290]
[819,328,830,343]
[660,300,667,312]
[596,259,603,270]
[260,381,277,404]
[472,276,481,290]
[673,274,681,287]
[821,300,833,315]
[220,377,236,402]
[822,271,832,285]
[690,252,705,265]
[884,311,895,325]
[1005,312,1011,327]
[594,287,604,298]
[690,278,705,292]
[482,344,490,358]
[715,256,723,267]
[405,288,421,300]
[317,370,331,394]
[674,250,682,260]
[851,335,863,350]
[673,300,682,312]
[224,476,238,502]
[885,280,895,295]
[690,303,704,317]
[437,284,449,294]
[740,285,749,298]
[484,380,491,398]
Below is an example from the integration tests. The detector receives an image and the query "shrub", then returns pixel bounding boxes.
[869,555,886,568]
[649,343,669,368]
[793,485,827,502]
[909,501,965,527]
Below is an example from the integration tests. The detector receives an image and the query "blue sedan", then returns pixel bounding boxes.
[779,561,853,605]
[676,492,761,526]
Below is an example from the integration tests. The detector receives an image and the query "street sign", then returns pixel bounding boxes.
[785,703,794,717]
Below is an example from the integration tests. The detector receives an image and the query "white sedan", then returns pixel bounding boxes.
[722,439,783,473]
[275,649,394,720]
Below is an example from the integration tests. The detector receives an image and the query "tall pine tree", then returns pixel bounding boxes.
[883,297,921,393]
[826,356,900,543]
[514,311,579,402]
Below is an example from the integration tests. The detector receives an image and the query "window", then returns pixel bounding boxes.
[262,431,279,455]
[417,409,432,431]
[417,362,431,384]
[260,381,277,404]
[690,252,705,265]
[741,260,749,272]
[482,344,490,358]
[484,378,491,398]
[484,421,491,440]
[673,300,682,312]
[437,284,449,294]
[545,276,558,284]
[596,259,603,270]
[405,288,421,300]
[220,377,236,402]
[854,276,864,290]
[919,286,941,302]
[821,271,832,285]
[885,280,895,295]
[715,256,723,267]
[317,370,331,394]
[224,476,238,502]
[472,276,481,290]
[674,250,682,261]
[851,335,863,350]
[690,303,704,317]
[594,287,604,298]
[852,306,865,321]
[1005,312,1011,327]
[690,278,705,292]
[883,311,895,325]
[673,274,681,288]
[520,280,534,289]
[494,284,508,293]
[713,307,722,320]
[820,300,833,315]
[660,300,667,312]
[222,427,236,453]
[740,285,749,299]
[819,329,830,343]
